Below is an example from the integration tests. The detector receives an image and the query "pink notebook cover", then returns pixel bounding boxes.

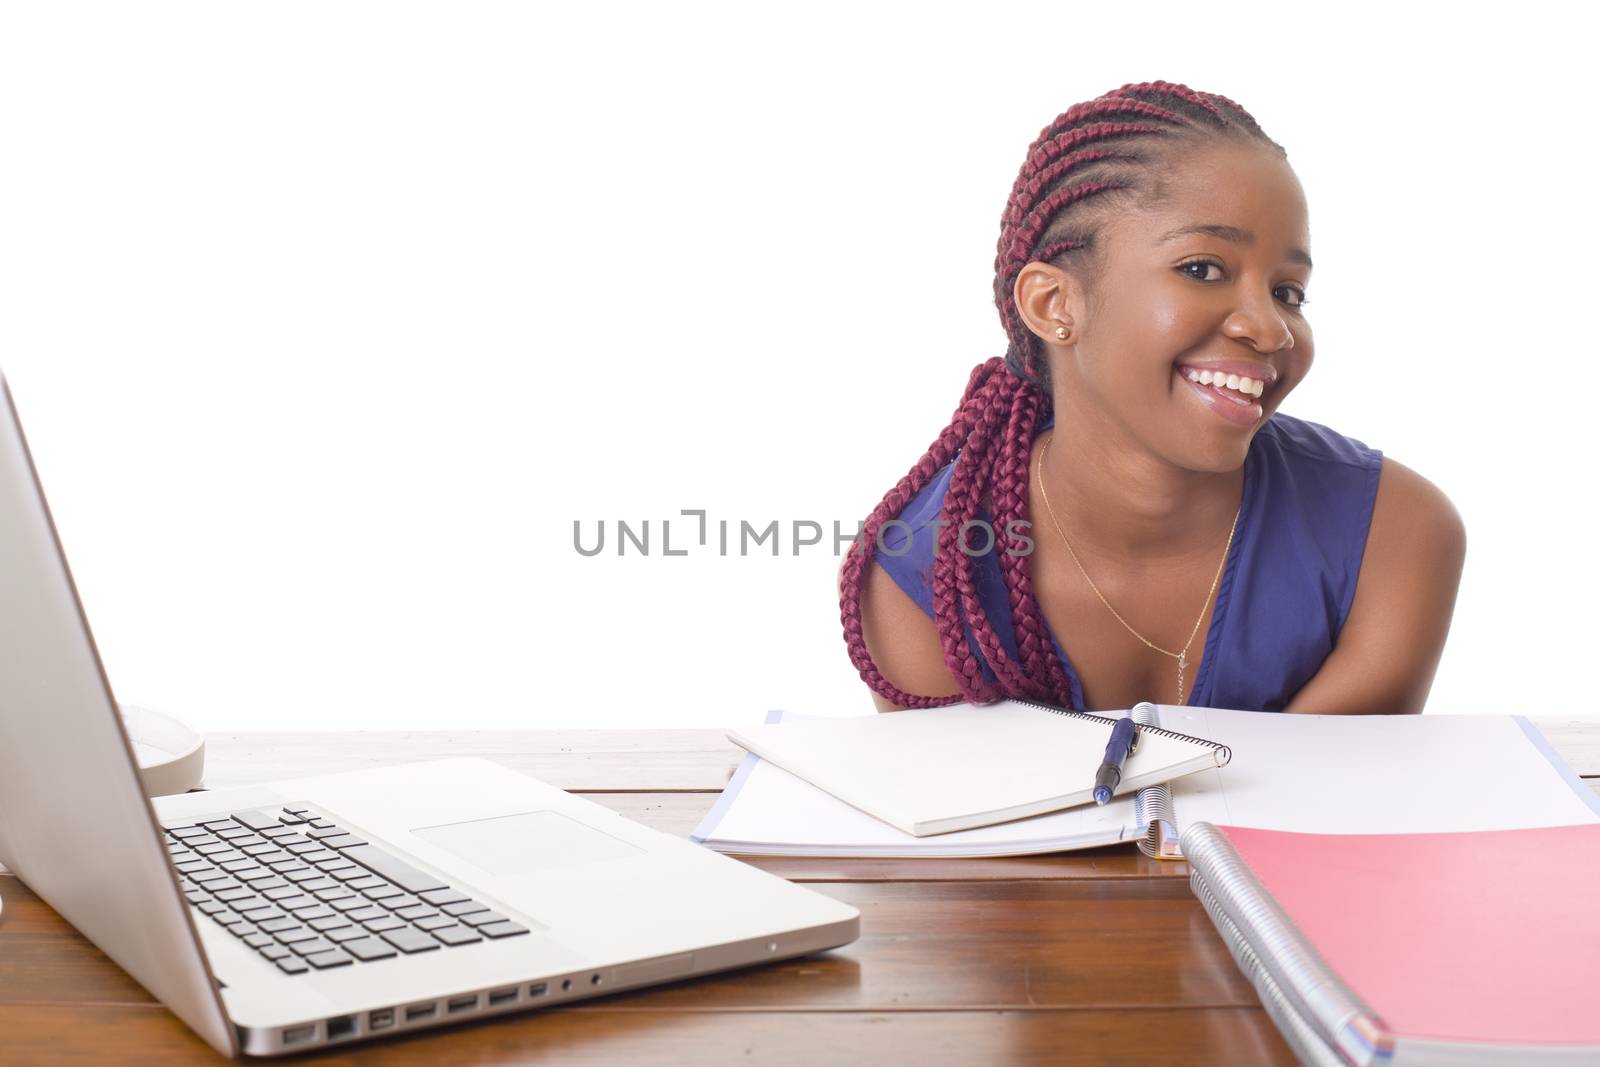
[1218,822,1600,1047]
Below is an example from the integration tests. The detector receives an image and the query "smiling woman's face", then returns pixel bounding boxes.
[1056,140,1315,472]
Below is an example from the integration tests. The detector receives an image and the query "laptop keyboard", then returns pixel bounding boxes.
[164,803,529,975]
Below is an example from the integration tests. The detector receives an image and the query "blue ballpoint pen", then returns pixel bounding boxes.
[1092,716,1139,805]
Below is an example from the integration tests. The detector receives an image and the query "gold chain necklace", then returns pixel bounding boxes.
[1034,429,1240,705]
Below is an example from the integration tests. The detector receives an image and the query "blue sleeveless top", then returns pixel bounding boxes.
[875,412,1383,712]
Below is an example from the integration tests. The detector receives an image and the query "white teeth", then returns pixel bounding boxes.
[1183,368,1266,398]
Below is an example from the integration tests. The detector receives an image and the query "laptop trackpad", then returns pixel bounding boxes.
[412,810,645,877]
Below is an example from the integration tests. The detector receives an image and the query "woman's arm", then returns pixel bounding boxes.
[1283,456,1467,715]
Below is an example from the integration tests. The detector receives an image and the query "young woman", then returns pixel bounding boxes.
[838,80,1465,715]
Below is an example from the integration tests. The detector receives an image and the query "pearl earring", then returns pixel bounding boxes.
[1054,325,1068,340]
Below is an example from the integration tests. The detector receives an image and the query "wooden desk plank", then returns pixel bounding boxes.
[200,730,744,792]
[200,718,1600,793]
[0,1005,1298,1066]
[0,877,1263,1012]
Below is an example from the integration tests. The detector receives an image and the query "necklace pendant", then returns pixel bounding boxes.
[1178,650,1187,673]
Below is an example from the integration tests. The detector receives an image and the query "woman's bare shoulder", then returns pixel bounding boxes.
[836,553,960,712]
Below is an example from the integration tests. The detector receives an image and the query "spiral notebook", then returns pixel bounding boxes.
[694,705,1599,859]
[724,699,1230,837]
[1183,822,1600,1065]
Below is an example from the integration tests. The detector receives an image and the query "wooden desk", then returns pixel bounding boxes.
[3,720,1596,1064]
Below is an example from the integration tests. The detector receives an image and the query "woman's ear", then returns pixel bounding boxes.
[1012,262,1081,346]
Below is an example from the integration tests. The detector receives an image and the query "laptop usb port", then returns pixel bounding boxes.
[281,1025,315,1046]
[489,987,518,1006]
[326,1015,356,1041]
[405,1003,436,1022]
[447,994,478,1014]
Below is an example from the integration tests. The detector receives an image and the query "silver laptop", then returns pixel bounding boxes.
[0,369,858,1056]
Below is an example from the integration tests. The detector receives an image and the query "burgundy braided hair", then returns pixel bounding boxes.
[839,81,1285,709]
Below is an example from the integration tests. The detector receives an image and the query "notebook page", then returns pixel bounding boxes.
[702,756,1139,855]
[1159,707,1600,833]
[727,701,1223,836]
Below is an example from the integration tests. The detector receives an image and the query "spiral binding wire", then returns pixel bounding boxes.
[1011,698,1234,761]
[1190,871,1353,1066]
[1182,822,1394,1067]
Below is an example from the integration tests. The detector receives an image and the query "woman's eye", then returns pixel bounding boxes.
[1178,260,1311,310]
[1277,286,1310,308]
[1178,260,1223,282]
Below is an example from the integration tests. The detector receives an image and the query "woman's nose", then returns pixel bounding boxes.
[1222,292,1295,353]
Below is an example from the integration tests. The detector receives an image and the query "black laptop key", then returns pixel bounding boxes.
[340,845,447,894]
[417,888,468,907]
[478,921,530,939]
[342,937,398,961]
[379,928,440,954]
[318,834,366,850]
[232,811,280,832]
[431,925,483,946]
[305,950,354,970]
[290,937,337,957]
[460,910,509,928]
[276,956,310,974]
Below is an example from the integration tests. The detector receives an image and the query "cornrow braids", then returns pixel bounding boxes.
[840,81,1284,709]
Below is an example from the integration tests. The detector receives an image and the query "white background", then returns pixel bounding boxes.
[1,3,1592,730]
